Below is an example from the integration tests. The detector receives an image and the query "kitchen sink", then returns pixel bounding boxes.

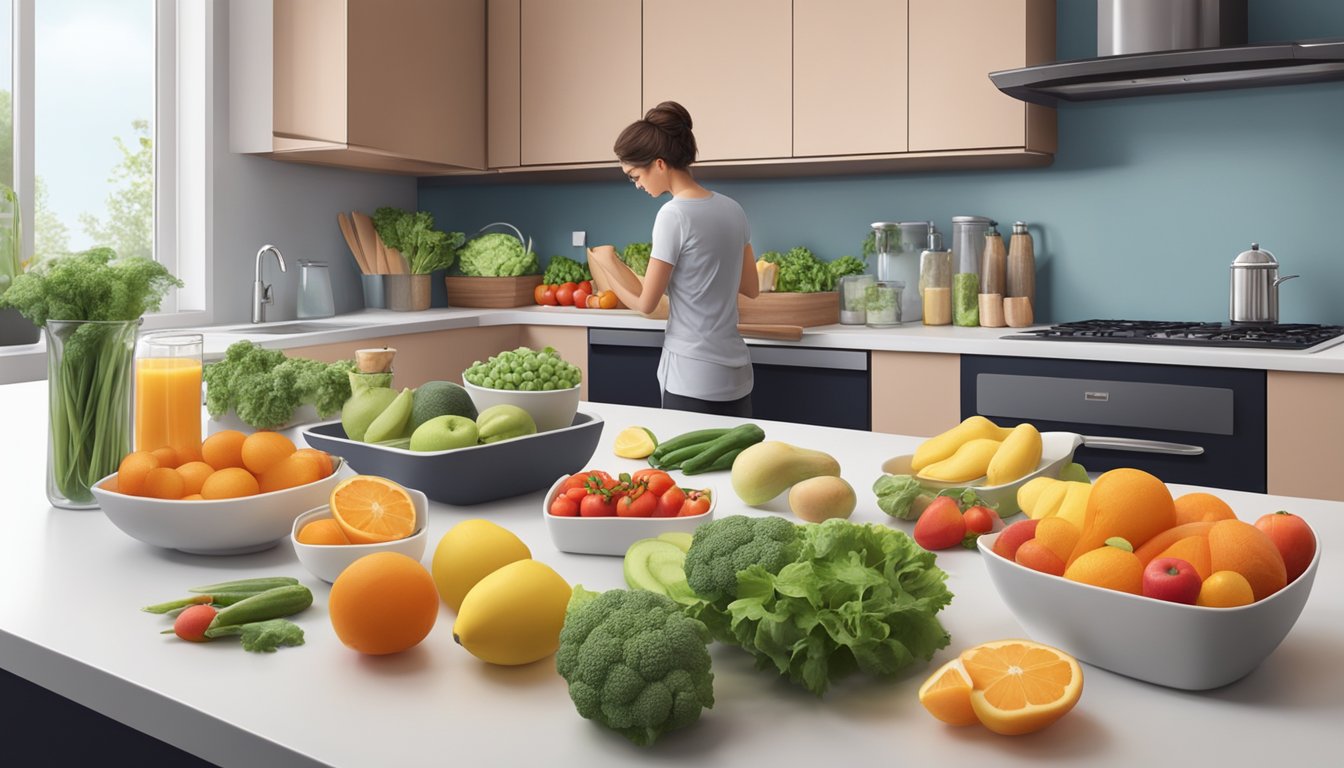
[216,322,364,335]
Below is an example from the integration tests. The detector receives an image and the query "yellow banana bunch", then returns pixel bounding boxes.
[911,416,1012,473]
[918,438,1003,483]
[985,423,1043,486]
[1017,477,1091,528]
[913,417,1042,486]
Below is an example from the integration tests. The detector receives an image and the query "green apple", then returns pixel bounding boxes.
[410,415,480,452]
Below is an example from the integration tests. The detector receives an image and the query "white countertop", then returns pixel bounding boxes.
[5,305,1344,385]
[1,378,1341,767]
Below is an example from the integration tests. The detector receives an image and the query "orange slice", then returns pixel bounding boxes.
[330,476,416,544]
[960,639,1083,736]
[918,659,978,726]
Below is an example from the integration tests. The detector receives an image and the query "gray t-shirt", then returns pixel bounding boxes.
[652,192,753,399]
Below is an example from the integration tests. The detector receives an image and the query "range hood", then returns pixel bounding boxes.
[990,39,1344,106]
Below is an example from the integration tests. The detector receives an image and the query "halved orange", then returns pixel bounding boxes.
[330,475,417,544]
[960,639,1083,736]
[918,659,978,726]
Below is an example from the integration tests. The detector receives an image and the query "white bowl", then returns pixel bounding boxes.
[90,458,347,556]
[463,378,580,433]
[977,524,1320,690]
[541,475,715,556]
[290,488,430,583]
[882,431,1081,516]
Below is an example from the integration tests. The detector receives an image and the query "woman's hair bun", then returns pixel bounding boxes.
[645,101,693,133]
[614,100,698,169]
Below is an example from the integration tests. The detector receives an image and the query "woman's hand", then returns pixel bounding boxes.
[588,246,669,317]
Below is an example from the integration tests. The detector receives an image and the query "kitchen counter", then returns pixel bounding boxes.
[5,305,1344,385]
[1,377,1340,767]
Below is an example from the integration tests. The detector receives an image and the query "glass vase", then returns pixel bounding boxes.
[44,318,141,509]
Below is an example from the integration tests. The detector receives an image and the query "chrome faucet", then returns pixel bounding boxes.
[252,244,287,323]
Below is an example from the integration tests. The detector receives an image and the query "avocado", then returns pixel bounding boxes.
[410,381,478,431]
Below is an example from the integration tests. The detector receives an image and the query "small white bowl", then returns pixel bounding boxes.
[290,487,430,583]
[463,378,580,433]
[90,458,347,556]
[977,524,1320,690]
[882,431,1081,516]
[542,475,714,557]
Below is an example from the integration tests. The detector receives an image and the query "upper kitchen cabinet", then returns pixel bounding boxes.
[643,0,792,162]
[794,0,908,157]
[908,0,1056,155]
[503,0,641,167]
[231,0,486,175]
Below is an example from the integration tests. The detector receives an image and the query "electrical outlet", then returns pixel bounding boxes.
[571,231,586,247]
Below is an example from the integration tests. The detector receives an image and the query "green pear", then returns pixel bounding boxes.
[363,387,415,443]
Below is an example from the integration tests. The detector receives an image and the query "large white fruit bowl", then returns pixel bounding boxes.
[463,378,580,433]
[977,524,1320,690]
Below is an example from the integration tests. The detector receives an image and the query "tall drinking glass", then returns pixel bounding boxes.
[135,332,204,461]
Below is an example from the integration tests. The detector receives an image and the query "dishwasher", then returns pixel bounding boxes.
[587,329,870,430]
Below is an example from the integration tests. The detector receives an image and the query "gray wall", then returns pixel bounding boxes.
[418,0,1344,325]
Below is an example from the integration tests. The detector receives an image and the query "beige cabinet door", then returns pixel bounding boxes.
[909,0,1054,152]
[520,0,642,166]
[794,0,908,157]
[488,0,522,168]
[643,0,791,161]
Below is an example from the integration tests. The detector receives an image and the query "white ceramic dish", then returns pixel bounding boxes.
[90,458,347,556]
[882,431,1081,516]
[463,378,580,433]
[290,488,430,583]
[977,524,1320,690]
[541,475,715,557]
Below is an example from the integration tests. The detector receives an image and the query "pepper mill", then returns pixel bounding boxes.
[979,225,1008,327]
[1006,221,1036,304]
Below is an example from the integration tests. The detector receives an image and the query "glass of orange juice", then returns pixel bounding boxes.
[135,332,204,460]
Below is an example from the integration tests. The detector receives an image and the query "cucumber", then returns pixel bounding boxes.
[623,537,695,604]
[653,441,717,470]
[685,447,744,475]
[679,423,766,474]
[188,577,299,594]
[650,428,731,460]
[206,584,313,630]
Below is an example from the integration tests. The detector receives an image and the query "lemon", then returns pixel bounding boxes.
[453,560,571,665]
[431,520,531,611]
[613,426,658,459]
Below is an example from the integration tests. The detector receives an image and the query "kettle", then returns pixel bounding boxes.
[1229,243,1297,325]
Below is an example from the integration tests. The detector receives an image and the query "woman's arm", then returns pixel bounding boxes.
[738,243,760,298]
[588,246,670,316]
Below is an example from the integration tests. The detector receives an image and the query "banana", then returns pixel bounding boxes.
[911,416,1011,473]
[1018,476,1059,517]
[917,438,1002,483]
[1055,482,1093,529]
[985,423,1043,486]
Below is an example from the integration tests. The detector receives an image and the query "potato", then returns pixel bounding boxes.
[788,475,857,524]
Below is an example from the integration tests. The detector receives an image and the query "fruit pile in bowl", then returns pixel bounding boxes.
[544,468,714,556]
[462,346,581,433]
[978,467,1320,690]
[291,476,429,583]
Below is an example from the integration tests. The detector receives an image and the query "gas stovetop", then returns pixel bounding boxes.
[1005,320,1344,352]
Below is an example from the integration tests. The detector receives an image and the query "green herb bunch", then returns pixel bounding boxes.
[541,255,591,285]
[621,242,652,276]
[760,247,866,292]
[203,341,357,430]
[372,206,465,275]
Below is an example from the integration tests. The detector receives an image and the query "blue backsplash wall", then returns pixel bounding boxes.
[420,0,1344,324]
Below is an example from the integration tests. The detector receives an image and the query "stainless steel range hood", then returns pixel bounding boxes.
[990,39,1344,107]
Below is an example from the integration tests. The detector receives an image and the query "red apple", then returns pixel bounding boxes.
[992,518,1039,561]
[1142,557,1202,604]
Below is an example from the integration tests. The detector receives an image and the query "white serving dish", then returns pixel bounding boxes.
[463,379,580,433]
[541,475,714,557]
[207,404,322,446]
[977,524,1320,690]
[290,488,430,583]
[90,458,347,556]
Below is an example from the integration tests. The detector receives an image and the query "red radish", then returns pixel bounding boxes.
[173,604,218,642]
[914,497,967,551]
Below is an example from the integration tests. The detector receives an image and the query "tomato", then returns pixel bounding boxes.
[654,486,686,518]
[540,285,558,306]
[564,486,588,503]
[549,495,578,517]
[913,496,967,550]
[598,290,618,310]
[578,280,593,295]
[963,505,997,535]
[562,472,592,492]
[631,469,674,495]
[618,487,657,518]
[556,282,577,306]
[679,491,711,517]
[580,493,617,517]
[586,294,600,309]
[571,288,590,309]
[533,284,549,305]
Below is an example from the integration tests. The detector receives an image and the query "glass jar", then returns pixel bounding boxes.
[951,216,993,327]
[865,280,903,328]
[839,274,876,325]
[919,229,953,326]
[135,332,204,458]
[45,318,141,508]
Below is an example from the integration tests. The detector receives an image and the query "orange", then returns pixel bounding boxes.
[150,446,181,469]
[241,431,297,475]
[960,639,1083,736]
[143,467,186,499]
[1173,492,1237,526]
[201,430,247,471]
[330,476,417,544]
[258,452,324,494]
[182,494,204,501]
[1063,540,1143,595]
[1014,540,1066,576]
[200,467,260,500]
[115,451,160,496]
[1207,519,1286,601]
[1197,570,1254,608]
[1134,521,1216,567]
[1255,511,1317,584]
[328,552,439,655]
[296,518,351,546]
[1069,468,1174,566]
[918,659,978,726]
[292,448,335,478]
[175,461,216,497]
[1032,516,1081,563]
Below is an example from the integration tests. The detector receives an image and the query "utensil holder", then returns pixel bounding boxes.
[979,293,1006,327]
[1004,296,1034,328]
[385,274,431,311]
[361,274,386,309]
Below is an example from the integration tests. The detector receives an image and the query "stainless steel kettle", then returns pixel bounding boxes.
[1229,243,1297,325]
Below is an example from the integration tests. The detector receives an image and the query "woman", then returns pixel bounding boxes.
[587,101,759,417]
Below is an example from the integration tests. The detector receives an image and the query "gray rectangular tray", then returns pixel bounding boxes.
[301,411,604,506]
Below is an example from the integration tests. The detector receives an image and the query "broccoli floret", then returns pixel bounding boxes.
[683,515,801,606]
[555,587,714,747]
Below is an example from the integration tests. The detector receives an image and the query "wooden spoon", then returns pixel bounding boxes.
[351,212,387,273]
[738,323,804,342]
[337,212,369,274]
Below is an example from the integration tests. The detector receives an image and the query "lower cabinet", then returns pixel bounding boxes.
[1267,371,1344,501]
[871,351,962,438]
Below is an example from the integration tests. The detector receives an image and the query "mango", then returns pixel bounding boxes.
[985,423,1043,486]
[731,441,841,506]
[917,438,1002,484]
[911,416,1012,473]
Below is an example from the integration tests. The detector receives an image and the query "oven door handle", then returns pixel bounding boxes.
[1080,435,1205,456]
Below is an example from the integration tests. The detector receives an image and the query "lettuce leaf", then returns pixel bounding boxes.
[723,519,953,696]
